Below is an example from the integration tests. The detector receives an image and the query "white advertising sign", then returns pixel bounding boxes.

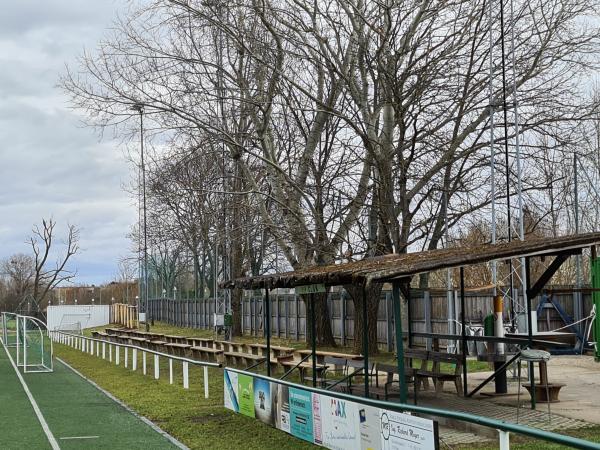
[320,395,361,450]
[380,410,437,450]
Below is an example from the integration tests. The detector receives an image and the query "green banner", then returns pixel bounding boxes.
[296,284,326,295]
[238,374,255,418]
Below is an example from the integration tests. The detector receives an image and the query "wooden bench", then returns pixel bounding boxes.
[187,337,214,348]
[247,343,295,359]
[279,357,327,382]
[147,340,168,352]
[191,346,223,363]
[163,335,188,344]
[224,351,267,368]
[127,336,147,346]
[296,349,363,365]
[164,343,191,357]
[374,363,418,402]
[215,341,246,353]
[410,350,463,395]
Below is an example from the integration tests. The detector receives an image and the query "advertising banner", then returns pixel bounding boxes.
[380,410,438,450]
[320,395,361,450]
[289,387,314,442]
[254,377,274,426]
[359,405,382,450]
[238,373,255,418]
[272,383,291,433]
[224,371,437,450]
[224,370,239,413]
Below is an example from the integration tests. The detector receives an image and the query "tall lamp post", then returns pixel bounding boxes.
[132,103,149,331]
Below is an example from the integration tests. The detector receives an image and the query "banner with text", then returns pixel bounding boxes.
[224,370,438,450]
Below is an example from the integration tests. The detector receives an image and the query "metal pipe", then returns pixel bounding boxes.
[460,267,468,396]
[265,288,271,378]
[525,257,536,409]
[392,281,407,403]
[362,284,369,398]
[311,292,317,387]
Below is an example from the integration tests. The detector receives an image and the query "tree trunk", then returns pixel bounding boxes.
[345,283,382,355]
[303,292,336,347]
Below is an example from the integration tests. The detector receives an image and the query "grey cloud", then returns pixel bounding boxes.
[0,1,134,285]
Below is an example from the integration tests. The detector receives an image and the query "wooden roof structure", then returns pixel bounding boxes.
[223,232,600,290]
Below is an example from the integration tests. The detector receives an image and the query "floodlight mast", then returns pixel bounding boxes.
[132,103,150,331]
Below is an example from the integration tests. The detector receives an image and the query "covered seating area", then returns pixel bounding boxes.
[223,232,600,409]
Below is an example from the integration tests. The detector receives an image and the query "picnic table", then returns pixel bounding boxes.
[105,328,125,336]
[191,346,223,363]
[187,337,214,348]
[163,335,189,344]
[246,343,295,359]
[296,349,363,365]
[214,341,246,353]
[278,356,327,381]
[164,342,191,357]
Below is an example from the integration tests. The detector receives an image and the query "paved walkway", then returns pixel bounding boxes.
[421,355,600,445]
[466,355,600,424]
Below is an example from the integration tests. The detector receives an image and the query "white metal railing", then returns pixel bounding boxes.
[50,331,220,398]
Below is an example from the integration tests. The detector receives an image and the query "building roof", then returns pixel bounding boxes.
[223,232,600,290]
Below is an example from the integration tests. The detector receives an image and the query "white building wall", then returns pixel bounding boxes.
[47,305,110,332]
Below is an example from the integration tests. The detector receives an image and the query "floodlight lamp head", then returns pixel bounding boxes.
[131,103,144,114]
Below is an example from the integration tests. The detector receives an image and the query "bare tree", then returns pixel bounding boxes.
[29,219,80,307]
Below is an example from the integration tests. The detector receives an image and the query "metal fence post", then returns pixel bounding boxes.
[386,291,393,352]
[341,292,346,347]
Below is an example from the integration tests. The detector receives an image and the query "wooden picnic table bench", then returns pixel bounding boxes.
[191,346,223,363]
[405,348,463,395]
[105,328,125,336]
[372,363,418,402]
[296,349,363,365]
[279,356,327,382]
[146,340,168,351]
[246,343,295,358]
[187,337,214,348]
[164,342,192,357]
[127,336,147,345]
[224,351,270,368]
[163,335,188,344]
[214,341,246,353]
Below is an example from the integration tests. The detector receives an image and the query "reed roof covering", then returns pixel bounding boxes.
[223,232,600,290]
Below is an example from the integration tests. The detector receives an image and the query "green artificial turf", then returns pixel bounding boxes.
[54,342,316,450]
[1,342,180,450]
[0,346,51,450]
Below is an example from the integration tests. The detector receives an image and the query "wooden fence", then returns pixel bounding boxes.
[146,287,593,350]
[110,303,138,328]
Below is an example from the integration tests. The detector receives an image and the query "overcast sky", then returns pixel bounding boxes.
[0,1,134,285]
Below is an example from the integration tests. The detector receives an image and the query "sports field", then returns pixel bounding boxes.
[0,342,184,450]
